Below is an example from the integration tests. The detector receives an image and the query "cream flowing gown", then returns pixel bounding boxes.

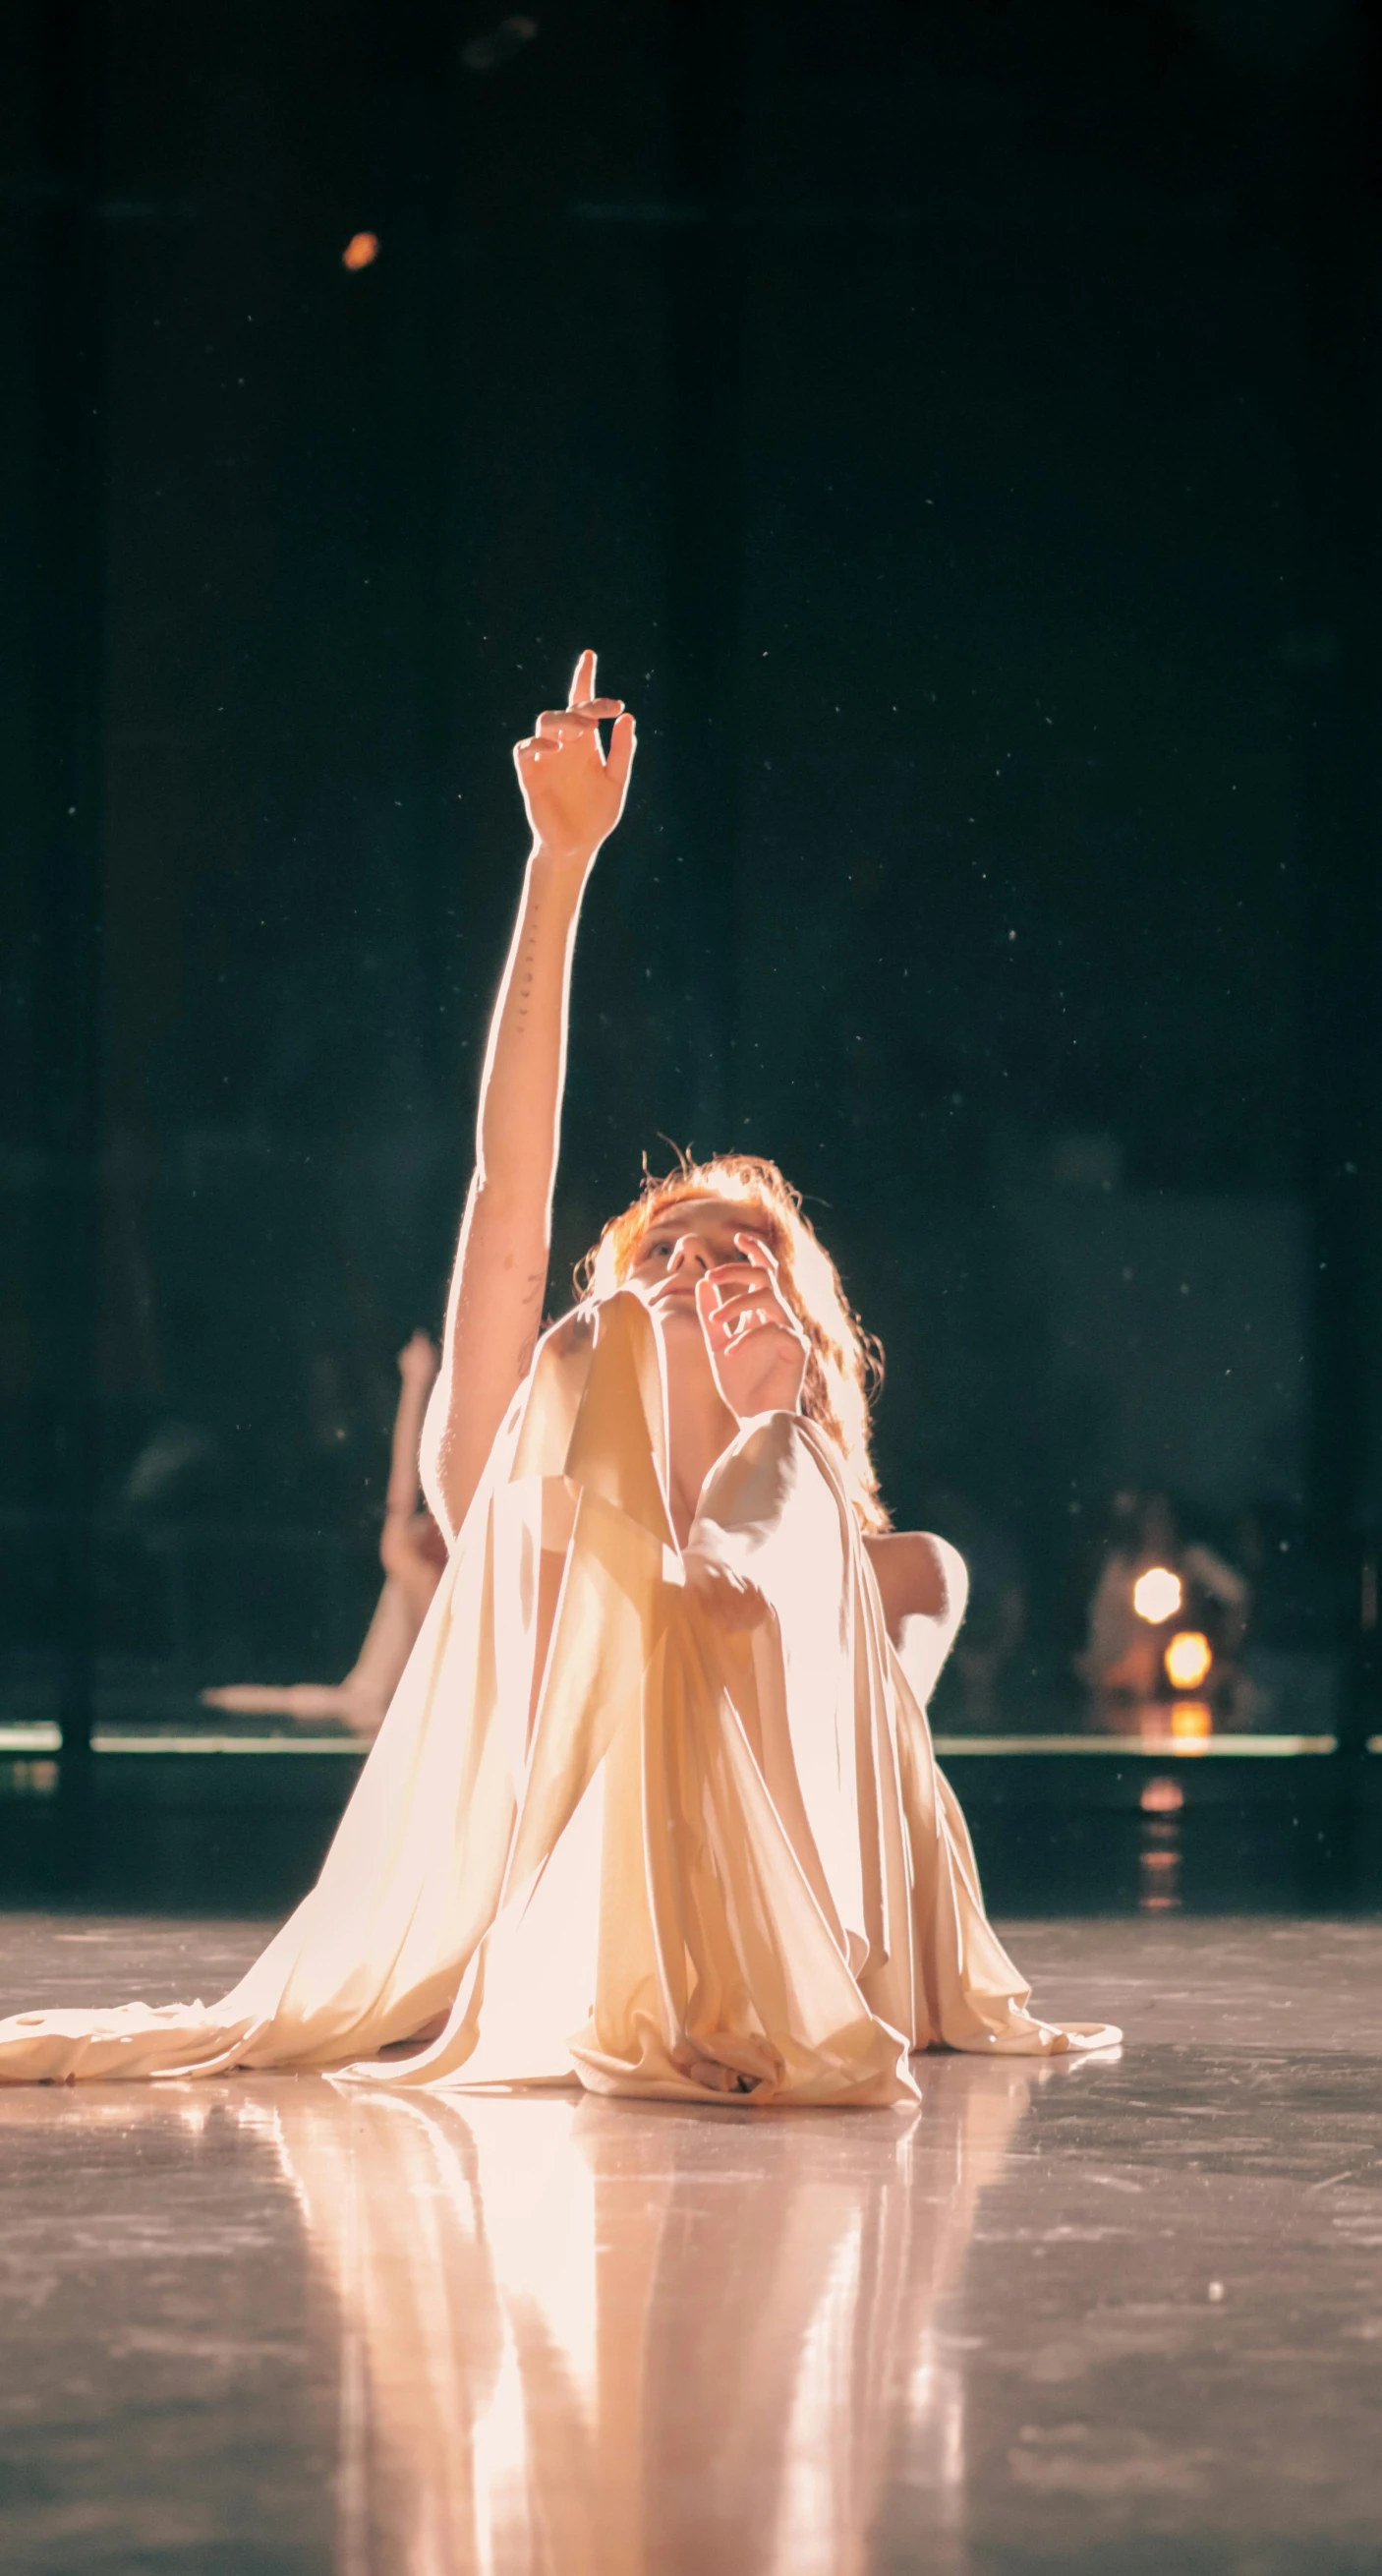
[0,1294,1118,2100]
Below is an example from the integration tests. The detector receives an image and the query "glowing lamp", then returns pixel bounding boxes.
[1132,1565,1182,1624]
[342,232,379,270]
[1169,1700,1213,1741]
[1164,1630,1213,1691]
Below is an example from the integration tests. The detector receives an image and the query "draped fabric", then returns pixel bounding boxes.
[0,1294,1119,2099]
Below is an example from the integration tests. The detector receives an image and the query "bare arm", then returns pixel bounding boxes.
[422,650,636,1538]
[382,1332,437,1529]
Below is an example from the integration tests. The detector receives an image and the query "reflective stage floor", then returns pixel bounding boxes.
[3,1914,1382,2574]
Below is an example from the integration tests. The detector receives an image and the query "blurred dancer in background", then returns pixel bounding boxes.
[202,1330,447,1736]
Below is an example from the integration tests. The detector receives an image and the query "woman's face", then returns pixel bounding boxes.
[624,1198,776,1335]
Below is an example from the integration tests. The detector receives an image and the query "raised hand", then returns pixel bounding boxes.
[513,648,637,869]
[430,652,633,1537]
[695,1234,810,1422]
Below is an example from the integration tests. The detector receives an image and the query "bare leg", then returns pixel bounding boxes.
[201,1680,378,1723]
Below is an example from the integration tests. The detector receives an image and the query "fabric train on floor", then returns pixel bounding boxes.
[0,1294,1119,2099]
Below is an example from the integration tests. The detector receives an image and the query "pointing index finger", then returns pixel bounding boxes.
[568,648,598,709]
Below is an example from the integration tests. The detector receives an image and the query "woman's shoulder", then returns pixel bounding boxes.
[863,1529,969,1634]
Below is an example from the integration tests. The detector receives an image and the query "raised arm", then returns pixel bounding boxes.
[382,1331,438,1529]
[422,650,636,1538]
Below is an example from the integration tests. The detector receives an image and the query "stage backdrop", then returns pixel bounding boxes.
[1,3,1378,1772]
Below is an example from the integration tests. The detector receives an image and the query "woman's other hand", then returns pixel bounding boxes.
[683,1551,771,1633]
[696,1234,809,1421]
[513,647,636,869]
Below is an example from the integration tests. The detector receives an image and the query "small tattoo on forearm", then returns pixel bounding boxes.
[513,901,541,1025]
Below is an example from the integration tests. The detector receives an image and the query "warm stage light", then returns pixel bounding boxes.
[1164,1630,1213,1690]
[1169,1700,1213,1740]
[1132,1565,1182,1624]
[1140,1776,1184,1814]
[342,232,379,270]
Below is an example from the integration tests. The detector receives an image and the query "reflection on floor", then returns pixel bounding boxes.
[3,1916,1382,2574]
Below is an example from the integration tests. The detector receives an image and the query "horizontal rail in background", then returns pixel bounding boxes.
[0,1725,1346,1760]
[935,1734,1338,1758]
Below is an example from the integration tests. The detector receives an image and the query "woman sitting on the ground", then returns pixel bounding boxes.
[0,650,1118,2097]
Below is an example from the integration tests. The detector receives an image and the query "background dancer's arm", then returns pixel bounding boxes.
[424,650,636,1538]
[382,1331,437,1530]
[379,1332,448,1624]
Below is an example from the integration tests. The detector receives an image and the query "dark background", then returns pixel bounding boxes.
[2,2,1380,1782]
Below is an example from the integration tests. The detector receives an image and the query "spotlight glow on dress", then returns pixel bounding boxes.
[1132,1565,1182,1624]
[1164,1630,1213,1690]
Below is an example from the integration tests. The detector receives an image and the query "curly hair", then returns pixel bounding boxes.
[577,1150,890,1533]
